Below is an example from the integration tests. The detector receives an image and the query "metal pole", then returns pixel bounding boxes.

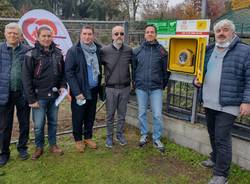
[191,0,207,123]
[191,88,198,123]
[201,0,207,19]
[124,21,129,44]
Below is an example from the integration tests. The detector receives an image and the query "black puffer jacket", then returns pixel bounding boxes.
[22,42,66,104]
[133,41,171,90]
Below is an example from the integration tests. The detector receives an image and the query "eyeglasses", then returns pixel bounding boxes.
[114,32,124,36]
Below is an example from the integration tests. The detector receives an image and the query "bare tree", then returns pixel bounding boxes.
[121,0,141,21]
[141,0,170,20]
[207,0,226,21]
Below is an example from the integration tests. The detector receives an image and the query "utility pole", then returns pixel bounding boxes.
[201,0,207,18]
[191,0,207,124]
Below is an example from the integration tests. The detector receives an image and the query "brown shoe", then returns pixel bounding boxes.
[49,145,64,156]
[84,139,97,149]
[75,141,85,153]
[32,148,43,160]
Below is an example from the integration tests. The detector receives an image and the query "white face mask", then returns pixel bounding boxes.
[215,35,235,48]
[215,41,231,48]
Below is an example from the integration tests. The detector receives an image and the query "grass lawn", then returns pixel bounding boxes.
[1,125,250,184]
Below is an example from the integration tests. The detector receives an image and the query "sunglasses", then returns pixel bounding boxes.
[114,32,124,36]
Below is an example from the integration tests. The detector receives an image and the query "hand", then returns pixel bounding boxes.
[193,77,202,88]
[58,88,66,95]
[29,101,39,108]
[240,103,250,116]
[76,93,84,100]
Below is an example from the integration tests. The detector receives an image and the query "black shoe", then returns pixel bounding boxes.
[18,150,29,160]
[0,155,9,166]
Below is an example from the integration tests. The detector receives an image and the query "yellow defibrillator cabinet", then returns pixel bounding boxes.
[168,37,206,83]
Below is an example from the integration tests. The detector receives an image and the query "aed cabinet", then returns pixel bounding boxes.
[168,37,206,83]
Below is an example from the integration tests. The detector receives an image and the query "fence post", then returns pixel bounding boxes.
[166,81,172,113]
[191,88,198,123]
[124,21,129,44]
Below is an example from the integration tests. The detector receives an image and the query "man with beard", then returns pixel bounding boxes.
[194,19,250,184]
[100,25,133,148]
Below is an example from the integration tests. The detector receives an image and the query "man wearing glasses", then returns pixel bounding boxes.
[100,25,133,148]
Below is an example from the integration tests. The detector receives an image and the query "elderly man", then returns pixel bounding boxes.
[194,19,250,184]
[65,25,102,152]
[0,23,30,166]
[133,24,170,153]
[101,25,133,148]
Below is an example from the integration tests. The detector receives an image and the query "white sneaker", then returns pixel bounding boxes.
[153,139,165,153]
[138,135,148,147]
[208,176,228,184]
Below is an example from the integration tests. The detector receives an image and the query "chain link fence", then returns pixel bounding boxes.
[1,17,250,140]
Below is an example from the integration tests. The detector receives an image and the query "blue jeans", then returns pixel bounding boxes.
[32,99,59,148]
[136,89,163,141]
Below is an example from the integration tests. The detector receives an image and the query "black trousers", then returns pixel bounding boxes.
[0,91,30,155]
[71,87,98,141]
[205,108,236,178]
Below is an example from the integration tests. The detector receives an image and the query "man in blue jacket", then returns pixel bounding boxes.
[133,24,170,153]
[0,23,30,166]
[65,25,102,152]
[194,19,250,184]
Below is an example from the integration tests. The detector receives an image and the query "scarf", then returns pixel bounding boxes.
[81,42,100,81]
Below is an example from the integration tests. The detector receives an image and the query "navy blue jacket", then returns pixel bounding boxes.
[133,41,171,90]
[0,42,29,105]
[65,42,102,100]
[203,36,250,106]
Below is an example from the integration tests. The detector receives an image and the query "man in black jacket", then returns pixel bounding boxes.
[65,25,102,152]
[22,26,66,160]
[194,19,250,184]
[101,25,133,148]
[133,24,170,153]
[0,22,30,166]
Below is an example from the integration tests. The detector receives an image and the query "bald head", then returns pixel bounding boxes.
[112,26,124,48]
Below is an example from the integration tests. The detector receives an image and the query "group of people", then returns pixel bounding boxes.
[0,19,250,184]
[0,23,169,161]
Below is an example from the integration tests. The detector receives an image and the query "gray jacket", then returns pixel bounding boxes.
[100,44,132,88]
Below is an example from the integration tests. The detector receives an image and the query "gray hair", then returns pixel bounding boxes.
[5,22,22,35]
[213,19,235,33]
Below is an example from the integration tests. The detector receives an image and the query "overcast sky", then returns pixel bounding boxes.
[169,0,185,7]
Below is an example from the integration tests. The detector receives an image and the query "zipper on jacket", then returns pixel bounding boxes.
[118,50,121,86]
[148,46,153,89]
[36,60,42,77]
